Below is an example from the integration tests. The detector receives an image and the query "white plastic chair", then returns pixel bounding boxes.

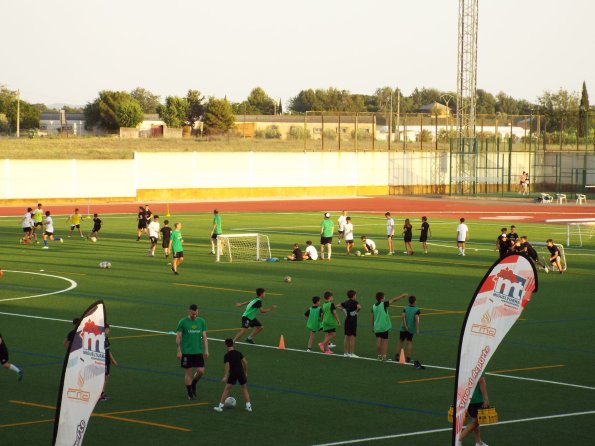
[576,194,587,205]
[556,193,567,204]
[540,193,553,204]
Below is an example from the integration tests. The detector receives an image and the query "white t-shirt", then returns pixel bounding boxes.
[44,216,54,233]
[337,215,347,231]
[457,223,469,242]
[386,218,395,236]
[148,221,160,238]
[344,223,354,241]
[365,239,376,250]
[305,245,318,260]
[22,212,33,228]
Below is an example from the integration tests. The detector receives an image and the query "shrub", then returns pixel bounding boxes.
[288,126,311,140]
[322,129,337,141]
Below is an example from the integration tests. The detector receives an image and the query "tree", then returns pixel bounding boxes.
[538,88,580,132]
[288,88,366,113]
[408,87,442,110]
[7,101,40,131]
[278,98,283,115]
[203,97,235,135]
[246,87,276,114]
[579,81,590,137]
[185,89,205,128]
[130,87,161,114]
[476,89,496,114]
[157,96,189,128]
[84,90,144,131]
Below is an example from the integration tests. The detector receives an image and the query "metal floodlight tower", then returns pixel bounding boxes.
[456,0,478,142]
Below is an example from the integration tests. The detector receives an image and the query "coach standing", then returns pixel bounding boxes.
[176,304,209,400]
[320,212,335,261]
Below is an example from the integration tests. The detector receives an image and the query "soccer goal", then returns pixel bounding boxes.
[216,233,271,263]
[532,242,567,272]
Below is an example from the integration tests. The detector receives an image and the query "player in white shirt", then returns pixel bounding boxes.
[147,215,161,257]
[456,217,470,256]
[304,240,318,260]
[360,235,377,255]
[344,217,354,255]
[337,211,348,245]
[385,212,395,255]
[42,211,63,249]
[20,207,35,245]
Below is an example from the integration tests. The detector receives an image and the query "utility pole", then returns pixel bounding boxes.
[395,89,401,142]
[388,90,393,150]
[16,89,20,138]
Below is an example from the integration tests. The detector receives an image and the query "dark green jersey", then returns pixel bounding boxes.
[322,301,338,330]
[372,301,392,333]
[321,219,334,237]
[305,306,322,331]
[400,305,420,333]
[470,372,487,404]
[213,214,222,234]
[176,317,207,354]
[171,229,183,252]
[242,298,262,320]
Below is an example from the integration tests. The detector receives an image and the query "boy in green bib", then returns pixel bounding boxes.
[396,295,421,363]
[319,291,341,354]
[371,291,408,361]
[304,296,323,351]
[233,288,277,344]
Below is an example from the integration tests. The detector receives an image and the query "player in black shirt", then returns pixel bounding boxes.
[213,339,252,412]
[160,219,172,258]
[136,206,147,241]
[497,234,509,259]
[1,333,23,382]
[88,213,102,240]
[546,239,564,274]
[507,225,519,243]
[63,318,81,349]
[403,218,414,255]
[286,243,303,261]
[518,236,547,271]
[337,290,361,357]
[419,216,431,254]
[100,323,118,401]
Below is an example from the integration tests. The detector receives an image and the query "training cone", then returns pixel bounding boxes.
[399,349,406,364]
[166,203,171,217]
[278,335,286,350]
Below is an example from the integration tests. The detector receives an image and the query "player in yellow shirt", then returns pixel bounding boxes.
[32,203,44,242]
[66,208,84,238]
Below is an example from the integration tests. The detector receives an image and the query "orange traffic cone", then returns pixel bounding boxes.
[278,335,286,350]
[399,349,406,364]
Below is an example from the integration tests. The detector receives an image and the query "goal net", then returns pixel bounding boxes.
[532,242,567,272]
[216,233,271,263]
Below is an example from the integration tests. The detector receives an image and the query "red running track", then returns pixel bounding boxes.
[2,196,595,223]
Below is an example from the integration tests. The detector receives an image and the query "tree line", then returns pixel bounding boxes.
[0,82,591,136]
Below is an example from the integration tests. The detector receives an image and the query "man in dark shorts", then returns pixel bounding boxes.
[518,236,547,271]
[160,219,172,258]
[210,209,222,255]
[176,304,209,400]
[136,206,147,241]
[213,339,252,412]
[457,372,490,446]
[320,212,334,261]
[419,216,431,254]
[100,323,118,401]
[372,292,408,361]
[497,234,509,259]
[337,290,361,357]
[1,333,23,382]
[546,238,564,274]
[169,222,184,274]
[88,213,102,240]
[233,288,277,344]
[396,295,420,363]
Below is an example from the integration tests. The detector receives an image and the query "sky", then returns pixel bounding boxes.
[2,0,593,107]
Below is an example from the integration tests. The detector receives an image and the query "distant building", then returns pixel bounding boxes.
[39,112,86,135]
[418,102,452,116]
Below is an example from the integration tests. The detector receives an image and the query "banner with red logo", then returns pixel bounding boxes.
[452,255,538,445]
[53,301,106,446]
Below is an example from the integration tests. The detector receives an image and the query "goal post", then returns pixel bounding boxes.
[216,233,272,263]
[532,242,567,272]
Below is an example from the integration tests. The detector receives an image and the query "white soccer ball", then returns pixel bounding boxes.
[355,251,362,257]
[90,236,97,243]
[106,262,111,269]
[283,276,292,283]
[99,261,112,269]
[373,249,379,255]
[224,396,236,408]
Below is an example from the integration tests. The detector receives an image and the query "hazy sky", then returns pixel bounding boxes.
[2,0,593,106]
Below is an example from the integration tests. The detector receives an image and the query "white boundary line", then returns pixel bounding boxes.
[0,310,592,390]
[311,410,595,446]
[0,270,77,302]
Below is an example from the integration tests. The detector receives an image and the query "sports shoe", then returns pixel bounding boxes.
[318,342,325,352]
[377,355,382,361]
[343,353,350,357]
[364,252,371,256]
[543,267,549,274]
[187,394,195,400]
[329,342,336,348]
[462,252,466,256]
[403,251,408,254]
[324,350,333,355]
[475,442,488,446]
[60,238,63,243]
[99,393,108,401]
[17,368,23,382]
[42,246,49,249]
[245,405,252,412]
[213,406,223,412]
[424,250,428,254]
[350,353,359,358]
[246,338,255,344]
[455,442,462,446]
[209,250,215,255]
[387,252,393,255]
[306,348,311,352]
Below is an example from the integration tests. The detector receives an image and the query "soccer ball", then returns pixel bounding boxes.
[90,236,97,243]
[224,397,236,408]
[283,276,292,283]
[373,249,379,255]
[355,251,362,257]
[99,261,112,269]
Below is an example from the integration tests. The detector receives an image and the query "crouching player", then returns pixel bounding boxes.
[213,339,252,412]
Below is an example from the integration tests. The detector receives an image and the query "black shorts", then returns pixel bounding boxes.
[420,234,428,242]
[34,221,43,227]
[387,235,393,239]
[138,221,147,229]
[92,226,101,233]
[375,331,389,339]
[323,327,336,333]
[150,236,158,244]
[320,236,333,245]
[0,344,8,365]
[181,353,205,369]
[468,402,483,419]
[162,239,170,248]
[71,224,81,229]
[404,236,412,243]
[211,233,220,240]
[344,318,357,336]
[44,231,53,237]
[399,331,414,342]
[241,317,262,329]
[22,227,32,233]
[345,240,354,245]
[173,251,184,259]
[338,230,344,235]
[227,373,247,385]
[106,360,111,376]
